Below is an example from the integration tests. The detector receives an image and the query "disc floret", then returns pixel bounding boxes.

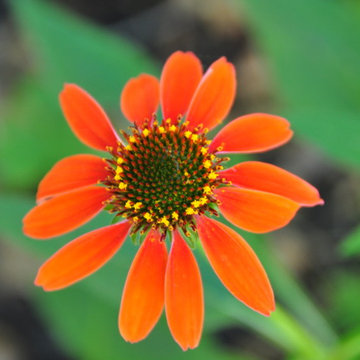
[102,117,228,237]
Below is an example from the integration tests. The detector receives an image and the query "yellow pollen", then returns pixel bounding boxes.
[203,186,212,194]
[191,200,201,208]
[216,146,224,152]
[185,207,195,215]
[114,174,121,181]
[200,147,208,155]
[210,154,216,160]
[133,202,143,211]
[116,166,123,174]
[169,125,177,132]
[205,140,212,145]
[125,200,132,209]
[117,157,124,164]
[203,160,212,169]
[191,134,199,142]
[142,128,150,137]
[129,136,136,143]
[185,131,192,138]
[172,211,179,220]
[144,212,153,221]
[166,118,172,124]
[184,170,190,177]
[199,197,208,205]
[159,216,170,227]
[125,144,132,151]
[133,216,139,223]
[118,182,127,190]
[159,126,165,134]
[208,171,218,180]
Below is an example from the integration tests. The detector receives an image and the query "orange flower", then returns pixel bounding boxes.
[23,51,323,350]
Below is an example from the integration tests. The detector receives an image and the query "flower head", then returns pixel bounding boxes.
[23,51,323,350]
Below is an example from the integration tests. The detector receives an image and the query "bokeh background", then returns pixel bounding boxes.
[1,0,360,359]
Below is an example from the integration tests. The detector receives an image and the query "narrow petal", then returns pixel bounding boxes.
[120,74,160,127]
[214,187,300,233]
[209,113,293,153]
[160,51,202,123]
[196,216,275,315]
[220,161,324,206]
[119,230,167,343]
[165,231,204,351]
[35,221,131,291]
[23,186,110,239]
[36,154,108,202]
[59,84,119,151]
[186,57,236,131]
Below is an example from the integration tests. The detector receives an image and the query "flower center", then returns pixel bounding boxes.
[103,118,227,237]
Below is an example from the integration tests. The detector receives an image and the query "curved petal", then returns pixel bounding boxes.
[214,187,300,233]
[59,84,119,151]
[165,231,204,351]
[209,113,293,153]
[35,221,131,291]
[119,230,167,343]
[37,154,108,203]
[220,161,324,207]
[196,216,275,315]
[160,51,202,123]
[120,74,160,127]
[186,57,236,131]
[23,186,110,239]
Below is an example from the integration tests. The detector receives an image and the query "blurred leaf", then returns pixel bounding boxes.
[235,0,360,169]
[2,0,159,189]
[339,225,360,257]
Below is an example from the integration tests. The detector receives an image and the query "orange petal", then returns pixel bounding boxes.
[210,113,293,153]
[214,187,300,233]
[196,216,275,315]
[35,221,131,291]
[23,186,110,239]
[119,230,167,343]
[165,231,204,351]
[36,154,108,203]
[160,51,202,123]
[59,84,119,151]
[220,161,324,207]
[186,57,236,131]
[120,74,160,127]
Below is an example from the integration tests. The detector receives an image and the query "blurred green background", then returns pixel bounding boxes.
[0,0,360,359]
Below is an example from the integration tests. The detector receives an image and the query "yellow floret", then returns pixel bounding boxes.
[142,128,150,137]
[200,147,208,155]
[114,174,121,181]
[133,202,142,211]
[125,200,132,209]
[191,134,199,142]
[133,216,139,223]
[172,211,179,220]
[129,135,136,143]
[203,160,212,169]
[203,185,212,194]
[117,157,124,164]
[208,171,218,180]
[191,200,201,208]
[118,182,127,190]
[159,126,165,134]
[169,125,177,132]
[184,131,192,138]
[199,197,208,205]
[125,144,132,151]
[159,216,170,227]
[185,207,195,215]
[144,212,153,221]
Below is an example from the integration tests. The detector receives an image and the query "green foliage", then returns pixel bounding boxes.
[237,0,360,169]
[340,225,360,257]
